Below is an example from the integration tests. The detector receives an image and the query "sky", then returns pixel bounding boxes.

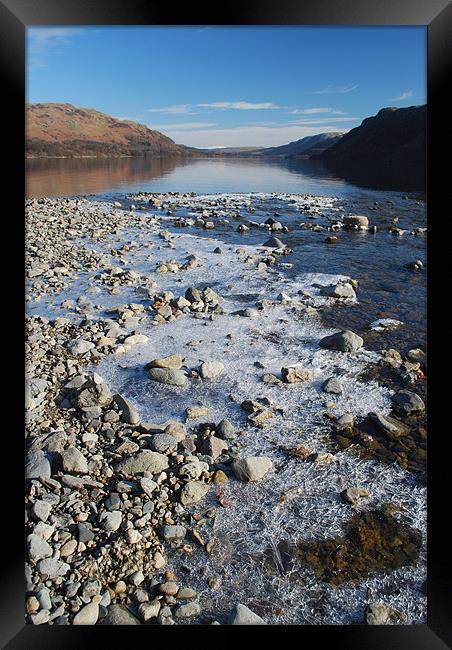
[27,26,426,148]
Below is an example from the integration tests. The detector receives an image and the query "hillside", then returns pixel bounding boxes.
[26,103,193,158]
[318,105,426,190]
[262,132,344,158]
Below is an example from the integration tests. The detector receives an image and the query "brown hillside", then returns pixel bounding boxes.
[26,103,192,158]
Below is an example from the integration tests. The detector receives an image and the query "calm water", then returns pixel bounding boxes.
[26,156,426,353]
[26,156,420,200]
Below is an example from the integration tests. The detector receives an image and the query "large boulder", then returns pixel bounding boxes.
[319,330,363,353]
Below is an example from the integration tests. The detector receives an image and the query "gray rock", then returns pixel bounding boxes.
[320,283,356,299]
[392,390,425,416]
[164,421,187,442]
[138,601,161,621]
[174,602,201,619]
[105,493,121,511]
[25,450,51,480]
[76,380,113,408]
[231,603,266,625]
[73,600,100,625]
[27,534,52,561]
[343,215,369,229]
[322,377,343,394]
[98,511,122,532]
[232,457,273,482]
[67,338,95,355]
[150,433,178,454]
[60,446,88,474]
[113,394,140,425]
[369,412,409,439]
[199,436,228,460]
[216,419,236,440]
[199,361,224,379]
[38,558,70,578]
[319,330,363,353]
[32,500,52,522]
[148,367,187,386]
[100,604,141,625]
[77,523,95,543]
[160,525,187,542]
[114,450,169,475]
[180,481,210,505]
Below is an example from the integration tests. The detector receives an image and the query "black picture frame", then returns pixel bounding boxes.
[2,0,451,647]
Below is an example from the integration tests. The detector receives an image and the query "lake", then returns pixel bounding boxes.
[26,155,420,200]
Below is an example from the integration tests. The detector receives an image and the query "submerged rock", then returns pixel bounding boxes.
[263,236,285,248]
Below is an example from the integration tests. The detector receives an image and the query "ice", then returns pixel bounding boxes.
[26,195,426,624]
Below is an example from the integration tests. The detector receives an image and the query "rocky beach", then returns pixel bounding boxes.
[25,191,427,626]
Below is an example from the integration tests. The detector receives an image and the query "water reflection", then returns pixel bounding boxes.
[26,156,390,199]
[26,156,191,198]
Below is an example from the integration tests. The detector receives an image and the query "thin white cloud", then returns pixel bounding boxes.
[148,121,217,130]
[145,101,285,115]
[145,104,197,114]
[390,90,413,101]
[289,117,359,125]
[197,101,282,110]
[288,107,346,115]
[161,123,350,148]
[313,84,359,94]
[27,27,83,68]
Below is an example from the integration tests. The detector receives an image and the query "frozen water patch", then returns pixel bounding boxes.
[26,196,426,624]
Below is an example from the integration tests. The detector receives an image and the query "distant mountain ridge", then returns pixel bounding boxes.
[262,132,344,158]
[318,105,426,190]
[26,103,193,158]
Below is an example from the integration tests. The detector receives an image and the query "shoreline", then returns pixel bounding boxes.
[25,193,427,625]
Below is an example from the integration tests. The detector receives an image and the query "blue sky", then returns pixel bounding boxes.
[27,26,426,148]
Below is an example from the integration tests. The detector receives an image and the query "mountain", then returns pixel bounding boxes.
[261,132,344,158]
[26,103,193,158]
[318,105,426,190]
